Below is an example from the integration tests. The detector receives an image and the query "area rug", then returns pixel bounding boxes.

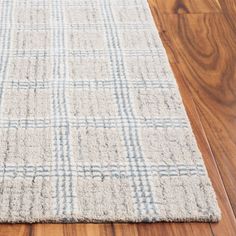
[0,0,220,223]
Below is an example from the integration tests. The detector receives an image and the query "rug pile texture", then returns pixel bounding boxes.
[0,0,220,222]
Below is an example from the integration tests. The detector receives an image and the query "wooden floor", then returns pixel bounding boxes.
[1,0,236,235]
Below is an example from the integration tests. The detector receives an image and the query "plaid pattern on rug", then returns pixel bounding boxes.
[0,0,220,222]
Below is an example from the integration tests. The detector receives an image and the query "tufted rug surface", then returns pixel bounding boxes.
[0,0,220,222]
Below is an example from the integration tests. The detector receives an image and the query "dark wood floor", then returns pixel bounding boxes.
[1,0,236,235]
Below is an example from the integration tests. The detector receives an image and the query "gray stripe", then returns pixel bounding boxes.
[58,0,75,215]
[101,0,157,217]
[51,0,65,215]
[0,79,175,89]
[0,117,189,128]
[0,164,206,177]
[0,172,206,179]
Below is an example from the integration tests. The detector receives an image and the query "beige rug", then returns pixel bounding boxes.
[0,0,220,222]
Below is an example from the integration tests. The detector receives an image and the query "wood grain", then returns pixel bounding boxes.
[32,224,114,236]
[153,0,221,13]
[0,0,236,235]
[219,0,236,33]
[0,224,30,236]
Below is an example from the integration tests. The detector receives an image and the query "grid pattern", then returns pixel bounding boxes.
[0,0,220,222]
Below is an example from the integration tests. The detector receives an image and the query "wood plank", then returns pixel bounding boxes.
[150,0,221,14]
[0,224,30,236]
[113,224,138,236]
[137,222,213,236]
[72,224,114,236]
[31,224,114,236]
[32,224,64,236]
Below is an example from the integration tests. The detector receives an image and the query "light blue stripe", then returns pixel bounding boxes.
[101,0,157,217]
[58,0,74,215]
[51,0,64,215]
[0,79,175,89]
